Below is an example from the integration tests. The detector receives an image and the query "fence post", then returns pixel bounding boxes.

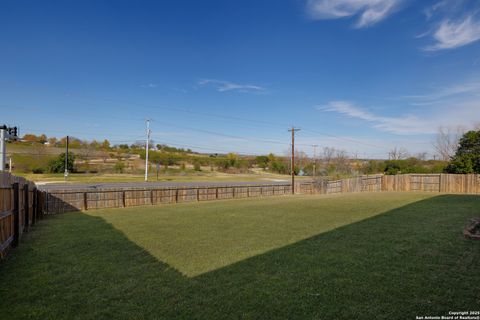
[247,187,250,197]
[122,191,126,207]
[81,192,87,210]
[232,187,235,198]
[260,186,263,196]
[215,187,218,199]
[175,188,179,203]
[24,184,29,232]
[151,189,154,205]
[41,191,46,217]
[36,191,43,218]
[197,188,200,201]
[12,183,19,247]
[32,188,36,226]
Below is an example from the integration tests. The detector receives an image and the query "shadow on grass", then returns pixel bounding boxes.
[1,194,479,319]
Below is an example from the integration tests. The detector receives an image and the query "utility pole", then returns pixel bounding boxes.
[0,125,19,172]
[144,119,151,182]
[64,135,69,180]
[0,128,5,172]
[312,144,318,177]
[288,127,300,194]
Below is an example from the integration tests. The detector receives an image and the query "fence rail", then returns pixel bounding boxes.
[0,173,44,259]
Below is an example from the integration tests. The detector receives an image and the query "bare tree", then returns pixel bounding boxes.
[389,147,409,160]
[332,149,351,174]
[433,126,465,161]
[294,150,309,168]
[316,147,353,176]
[415,152,428,161]
[322,147,336,167]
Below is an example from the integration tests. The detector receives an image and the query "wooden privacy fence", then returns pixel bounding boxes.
[298,174,480,195]
[44,184,292,214]
[41,174,480,214]
[0,173,45,259]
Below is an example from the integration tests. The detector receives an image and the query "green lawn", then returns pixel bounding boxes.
[1,192,479,319]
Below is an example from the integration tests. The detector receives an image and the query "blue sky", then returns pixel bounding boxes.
[1,0,480,158]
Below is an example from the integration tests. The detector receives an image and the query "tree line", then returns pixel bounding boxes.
[10,128,480,176]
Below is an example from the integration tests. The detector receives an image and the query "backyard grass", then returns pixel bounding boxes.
[0,192,479,319]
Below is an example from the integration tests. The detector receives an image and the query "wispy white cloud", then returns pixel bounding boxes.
[198,79,266,93]
[141,83,157,88]
[318,100,479,135]
[425,15,480,51]
[318,101,426,134]
[424,0,450,21]
[405,81,480,102]
[306,0,405,28]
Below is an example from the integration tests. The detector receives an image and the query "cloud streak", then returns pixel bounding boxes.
[198,79,266,93]
[306,0,404,28]
[425,15,480,51]
[404,81,480,102]
[141,83,157,88]
[318,101,427,134]
[318,100,479,135]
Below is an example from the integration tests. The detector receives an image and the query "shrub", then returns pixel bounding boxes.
[114,161,125,173]
[47,153,75,173]
[193,160,201,171]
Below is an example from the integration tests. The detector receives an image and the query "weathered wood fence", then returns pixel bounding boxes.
[44,184,293,214]
[0,173,45,259]
[298,174,480,195]
[42,174,480,214]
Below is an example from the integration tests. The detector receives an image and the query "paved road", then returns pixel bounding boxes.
[38,180,292,191]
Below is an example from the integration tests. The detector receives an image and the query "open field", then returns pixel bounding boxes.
[19,171,300,184]
[1,192,479,319]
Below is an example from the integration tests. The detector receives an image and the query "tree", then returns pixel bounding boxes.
[38,134,47,144]
[22,134,38,142]
[433,126,464,161]
[445,130,480,173]
[255,155,269,169]
[322,147,335,167]
[47,137,57,145]
[101,139,110,150]
[193,160,201,171]
[227,153,239,168]
[47,152,75,173]
[415,152,428,161]
[114,161,125,173]
[89,140,101,149]
[389,147,409,160]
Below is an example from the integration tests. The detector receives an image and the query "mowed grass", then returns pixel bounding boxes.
[1,192,479,319]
